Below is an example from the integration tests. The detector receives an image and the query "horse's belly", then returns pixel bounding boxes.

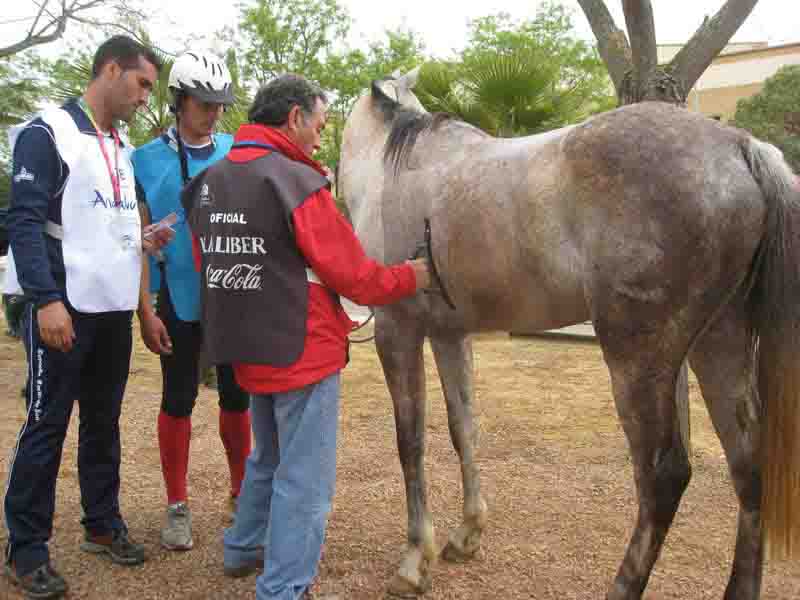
[449,271,588,333]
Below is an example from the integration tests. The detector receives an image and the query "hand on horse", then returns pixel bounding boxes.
[408,258,432,292]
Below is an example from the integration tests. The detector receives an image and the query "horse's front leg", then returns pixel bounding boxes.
[375,313,437,597]
[430,334,487,562]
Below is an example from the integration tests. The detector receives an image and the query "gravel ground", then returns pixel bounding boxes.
[1,315,800,599]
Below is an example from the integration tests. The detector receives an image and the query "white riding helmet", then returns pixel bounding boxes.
[168,51,235,106]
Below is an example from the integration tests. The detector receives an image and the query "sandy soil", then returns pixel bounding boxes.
[1,315,799,599]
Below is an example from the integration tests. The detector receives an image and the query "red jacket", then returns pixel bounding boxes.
[193,124,416,393]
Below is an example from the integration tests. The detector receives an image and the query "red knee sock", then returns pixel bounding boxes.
[219,409,252,498]
[158,411,191,505]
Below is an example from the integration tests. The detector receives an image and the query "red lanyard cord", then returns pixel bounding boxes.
[79,98,122,207]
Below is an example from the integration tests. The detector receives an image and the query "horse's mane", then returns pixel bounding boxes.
[371,79,455,176]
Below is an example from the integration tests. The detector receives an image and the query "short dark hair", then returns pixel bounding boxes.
[91,35,162,79]
[248,74,327,126]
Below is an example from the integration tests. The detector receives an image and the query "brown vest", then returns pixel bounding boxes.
[182,151,329,366]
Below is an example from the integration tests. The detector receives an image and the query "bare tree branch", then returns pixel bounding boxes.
[576,0,633,94]
[27,0,50,39]
[669,0,759,94]
[2,19,67,57]
[67,13,147,43]
[622,0,658,91]
[0,0,140,58]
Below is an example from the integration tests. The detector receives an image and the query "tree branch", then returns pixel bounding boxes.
[0,0,137,59]
[27,0,50,39]
[669,0,759,94]
[576,0,633,94]
[1,20,67,58]
[622,0,658,88]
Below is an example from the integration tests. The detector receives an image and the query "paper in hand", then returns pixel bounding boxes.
[143,212,178,239]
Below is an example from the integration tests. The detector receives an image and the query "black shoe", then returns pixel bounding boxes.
[80,529,146,565]
[5,562,68,599]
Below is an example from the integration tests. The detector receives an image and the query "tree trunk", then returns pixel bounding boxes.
[578,0,760,106]
[576,0,632,99]
[621,0,657,100]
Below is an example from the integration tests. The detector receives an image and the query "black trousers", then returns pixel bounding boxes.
[5,304,132,575]
[156,285,248,418]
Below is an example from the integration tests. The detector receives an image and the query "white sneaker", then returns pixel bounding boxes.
[161,502,193,551]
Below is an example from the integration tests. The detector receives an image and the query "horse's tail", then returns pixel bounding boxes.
[742,136,800,559]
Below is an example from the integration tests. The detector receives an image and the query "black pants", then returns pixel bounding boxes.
[156,286,248,418]
[5,304,132,575]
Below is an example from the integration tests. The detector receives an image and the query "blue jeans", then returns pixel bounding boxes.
[224,373,340,600]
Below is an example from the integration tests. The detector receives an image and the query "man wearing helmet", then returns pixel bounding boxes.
[132,51,251,552]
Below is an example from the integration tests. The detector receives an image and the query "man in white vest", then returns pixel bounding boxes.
[3,36,168,599]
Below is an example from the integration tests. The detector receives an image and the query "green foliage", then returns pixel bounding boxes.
[224,0,350,86]
[219,0,425,171]
[732,65,800,174]
[0,52,47,207]
[415,4,614,137]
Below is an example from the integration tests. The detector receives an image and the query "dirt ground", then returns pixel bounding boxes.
[2,314,800,600]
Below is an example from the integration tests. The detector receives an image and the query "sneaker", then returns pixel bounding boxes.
[80,529,146,565]
[5,562,68,599]
[160,502,193,551]
[223,547,264,578]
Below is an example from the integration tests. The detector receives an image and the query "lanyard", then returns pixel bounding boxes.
[79,97,122,207]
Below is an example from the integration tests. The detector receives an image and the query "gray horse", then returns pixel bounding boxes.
[339,69,800,600]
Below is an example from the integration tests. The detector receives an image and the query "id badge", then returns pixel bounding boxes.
[109,212,140,252]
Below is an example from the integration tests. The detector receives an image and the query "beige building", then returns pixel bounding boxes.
[660,41,800,122]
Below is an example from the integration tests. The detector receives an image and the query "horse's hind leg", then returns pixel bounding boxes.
[375,313,437,597]
[689,297,763,600]
[599,330,692,600]
[430,334,488,562]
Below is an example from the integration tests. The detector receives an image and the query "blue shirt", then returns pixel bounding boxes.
[132,131,233,321]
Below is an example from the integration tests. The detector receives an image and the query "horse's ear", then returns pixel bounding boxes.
[397,66,421,90]
[374,79,398,101]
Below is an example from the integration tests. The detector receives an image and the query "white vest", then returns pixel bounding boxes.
[4,106,142,312]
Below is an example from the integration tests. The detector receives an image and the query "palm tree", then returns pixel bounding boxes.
[413,9,615,137]
[415,48,614,138]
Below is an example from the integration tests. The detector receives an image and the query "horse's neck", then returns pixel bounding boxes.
[344,138,387,260]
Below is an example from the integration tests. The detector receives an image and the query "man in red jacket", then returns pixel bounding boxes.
[182,74,430,600]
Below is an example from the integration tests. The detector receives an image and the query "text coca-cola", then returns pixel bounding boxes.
[206,263,264,290]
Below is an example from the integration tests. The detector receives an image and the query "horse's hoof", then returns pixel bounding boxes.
[386,571,431,598]
[440,540,479,563]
